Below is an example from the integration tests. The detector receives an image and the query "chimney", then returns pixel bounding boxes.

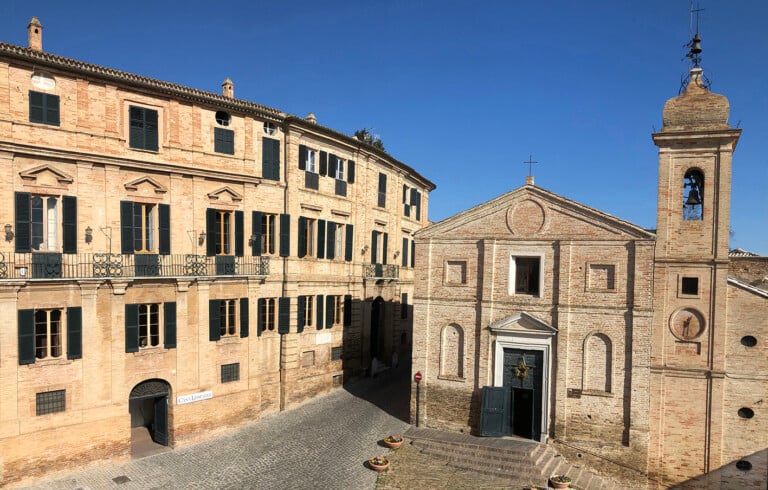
[222,78,234,98]
[306,113,317,124]
[28,17,43,51]
[526,175,534,186]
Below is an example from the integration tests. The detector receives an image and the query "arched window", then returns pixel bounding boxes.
[683,169,704,221]
[583,333,612,393]
[440,324,464,378]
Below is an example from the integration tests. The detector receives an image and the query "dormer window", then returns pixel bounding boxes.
[683,169,703,221]
[264,122,276,135]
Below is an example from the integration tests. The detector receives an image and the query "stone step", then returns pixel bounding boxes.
[412,439,539,466]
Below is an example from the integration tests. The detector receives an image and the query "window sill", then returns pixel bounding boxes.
[580,389,614,398]
[134,347,165,356]
[128,146,160,154]
[437,375,465,382]
[26,358,71,367]
[216,336,240,345]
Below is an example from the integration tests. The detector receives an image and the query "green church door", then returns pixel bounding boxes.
[503,348,543,441]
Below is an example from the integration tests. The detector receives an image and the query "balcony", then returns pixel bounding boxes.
[363,263,399,281]
[0,252,269,281]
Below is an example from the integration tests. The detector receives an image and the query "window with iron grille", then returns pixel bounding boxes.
[331,346,342,361]
[221,362,240,383]
[36,389,66,415]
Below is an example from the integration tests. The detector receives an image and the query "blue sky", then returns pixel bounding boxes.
[2,1,766,254]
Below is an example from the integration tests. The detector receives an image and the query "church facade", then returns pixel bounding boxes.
[411,61,767,487]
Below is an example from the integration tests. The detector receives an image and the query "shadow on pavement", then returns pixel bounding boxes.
[343,367,411,423]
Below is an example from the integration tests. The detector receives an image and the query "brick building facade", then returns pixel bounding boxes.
[0,19,434,485]
[412,56,767,488]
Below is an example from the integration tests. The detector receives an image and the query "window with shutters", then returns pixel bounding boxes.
[305,149,317,173]
[215,210,234,255]
[15,192,77,257]
[262,137,280,181]
[302,295,314,328]
[299,217,316,258]
[138,303,160,348]
[214,127,235,154]
[124,302,175,352]
[334,223,344,260]
[377,173,387,208]
[261,213,276,255]
[129,106,159,151]
[259,298,276,332]
[30,195,59,251]
[334,157,344,180]
[29,91,60,126]
[371,230,387,264]
[132,203,156,253]
[18,307,81,365]
[34,309,64,359]
[216,299,238,337]
[36,389,66,416]
[330,295,343,327]
[120,201,170,257]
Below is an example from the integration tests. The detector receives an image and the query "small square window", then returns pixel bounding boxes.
[513,257,541,295]
[36,389,66,416]
[681,277,699,296]
[29,91,60,126]
[214,127,235,154]
[221,362,240,383]
[331,346,342,360]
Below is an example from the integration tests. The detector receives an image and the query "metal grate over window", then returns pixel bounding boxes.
[221,362,240,383]
[331,346,342,360]
[36,389,66,415]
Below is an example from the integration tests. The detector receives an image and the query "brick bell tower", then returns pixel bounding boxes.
[648,31,741,485]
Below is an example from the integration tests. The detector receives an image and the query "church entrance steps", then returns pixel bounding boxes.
[404,426,618,489]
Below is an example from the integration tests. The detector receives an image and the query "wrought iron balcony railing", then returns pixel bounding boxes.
[363,263,399,280]
[0,252,269,280]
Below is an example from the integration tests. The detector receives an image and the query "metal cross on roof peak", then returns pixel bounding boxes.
[523,155,538,177]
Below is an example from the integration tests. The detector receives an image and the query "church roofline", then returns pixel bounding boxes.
[727,277,768,299]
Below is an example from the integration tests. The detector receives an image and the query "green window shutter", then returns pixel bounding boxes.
[257,298,265,336]
[316,219,326,259]
[319,151,328,176]
[278,297,290,334]
[328,155,337,178]
[382,233,388,265]
[279,213,291,257]
[403,185,408,204]
[298,216,307,258]
[129,106,144,149]
[61,196,77,254]
[316,294,324,331]
[401,293,408,319]
[145,108,158,151]
[235,210,244,257]
[120,200,134,254]
[326,221,335,260]
[164,302,177,349]
[344,224,353,262]
[209,299,221,341]
[240,297,249,338]
[252,211,262,256]
[47,94,60,125]
[214,128,234,154]
[297,295,306,333]
[378,173,387,207]
[402,237,409,267]
[347,160,355,183]
[29,91,44,123]
[263,138,280,181]
[18,309,35,365]
[15,192,31,253]
[298,145,307,170]
[67,307,83,359]
[415,191,422,221]
[125,304,139,353]
[205,208,216,257]
[325,295,334,329]
[159,204,171,255]
[343,295,352,327]
[371,231,378,264]
[411,240,416,267]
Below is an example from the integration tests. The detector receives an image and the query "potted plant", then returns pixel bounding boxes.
[550,474,572,489]
[368,456,390,471]
[383,435,404,449]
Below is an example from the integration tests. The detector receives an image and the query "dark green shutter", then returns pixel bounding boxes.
[159,204,170,255]
[29,91,44,123]
[18,309,35,365]
[235,210,244,257]
[344,224,353,262]
[297,296,306,333]
[316,219,326,259]
[164,302,177,348]
[252,211,262,256]
[298,145,307,170]
[67,307,83,359]
[215,128,234,154]
[316,295,324,331]
[347,160,355,183]
[263,138,280,180]
[401,293,408,319]
[326,295,334,329]
[125,304,139,353]
[319,151,328,176]
[298,216,307,258]
[145,108,158,151]
[15,192,31,253]
[206,208,216,256]
[343,295,352,327]
[240,297,249,338]
[278,297,290,334]
[411,240,416,267]
[279,213,291,257]
[326,221,335,260]
[329,155,337,178]
[371,231,378,264]
[209,299,221,341]
[47,94,60,125]
[257,298,265,336]
[129,106,144,149]
[62,196,77,253]
[382,233,388,265]
[120,201,134,254]
[402,237,409,267]
[415,191,422,221]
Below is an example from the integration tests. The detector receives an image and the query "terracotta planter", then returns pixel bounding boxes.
[550,479,570,489]
[368,457,390,471]
[383,436,403,449]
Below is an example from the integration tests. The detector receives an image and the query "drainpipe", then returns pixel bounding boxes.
[279,121,290,412]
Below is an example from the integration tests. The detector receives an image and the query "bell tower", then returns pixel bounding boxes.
[648,29,741,485]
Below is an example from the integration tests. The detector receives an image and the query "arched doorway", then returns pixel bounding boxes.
[129,379,171,447]
[370,296,384,358]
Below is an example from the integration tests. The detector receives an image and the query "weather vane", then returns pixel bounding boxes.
[523,155,538,177]
[679,0,711,93]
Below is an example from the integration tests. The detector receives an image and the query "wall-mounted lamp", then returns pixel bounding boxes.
[248,234,258,246]
[393,250,400,259]
[198,231,206,246]
[361,245,369,254]
[85,226,93,244]
[4,224,14,242]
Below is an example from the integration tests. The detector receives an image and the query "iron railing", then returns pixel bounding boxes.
[363,263,399,279]
[0,252,269,280]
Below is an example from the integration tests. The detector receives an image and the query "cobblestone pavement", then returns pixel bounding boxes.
[23,373,411,490]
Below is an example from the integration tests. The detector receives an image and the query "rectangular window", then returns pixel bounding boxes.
[299,217,316,258]
[261,213,276,255]
[221,362,240,383]
[218,299,238,337]
[262,137,280,181]
[332,295,343,326]
[331,346,342,361]
[36,389,66,416]
[29,91,60,126]
[129,106,159,151]
[335,158,345,180]
[302,295,314,328]
[371,230,387,265]
[377,173,387,208]
[513,257,541,296]
[681,277,699,296]
[306,149,317,173]
[214,127,235,155]
[138,303,160,348]
[132,202,156,252]
[334,223,344,260]
[216,210,233,255]
[30,195,59,251]
[34,309,63,359]
[259,298,276,332]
